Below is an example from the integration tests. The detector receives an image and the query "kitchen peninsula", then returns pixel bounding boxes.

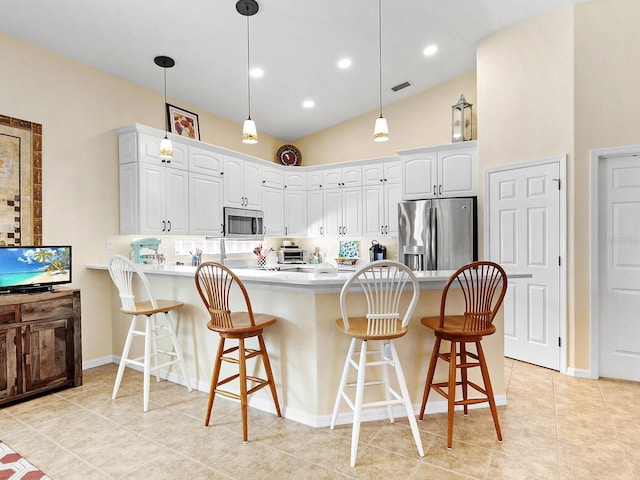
[88,263,529,427]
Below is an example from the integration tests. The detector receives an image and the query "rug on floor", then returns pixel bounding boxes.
[0,441,50,480]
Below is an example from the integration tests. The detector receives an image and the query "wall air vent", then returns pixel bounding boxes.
[391,81,412,92]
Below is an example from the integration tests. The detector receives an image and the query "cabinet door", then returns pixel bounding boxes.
[0,324,18,400]
[223,157,244,207]
[284,170,307,190]
[22,319,71,392]
[307,170,323,189]
[323,189,342,237]
[341,166,362,187]
[385,182,402,236]
[363,163,385,185]
[307,189,324,237]
[284,189,307,237]
[323,168,342,189]
[164,167,189,235]
[402,154,437,200]
[244,162,263,209]
[189,146,223,175]
[438,149,477,197]
[363,184,384,236]
[342,187,362,237]
[262,186,285,237]
[139,133,188,170]
[138,162,165,235]
[262,166,284,189]
[189,173,223,236]
[384,160,402,183]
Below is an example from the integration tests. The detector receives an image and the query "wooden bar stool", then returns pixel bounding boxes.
[330,260,424,467]
[108,255,191,412]
[195,262,281,443]
[418,261,507,449]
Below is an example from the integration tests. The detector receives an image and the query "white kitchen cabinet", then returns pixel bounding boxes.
[283,170,307,190]
[119,160,189,235]
[322,165,362,189]
[223,156,262,209]
[262,165,284,189]
[262,186,285,237]
[119,131,189,170]
[323,186,362,237]
[189,172,223,236]
[362,157,401,185]
[307,189,324,237]
[307,170,323,190]
[363,182,402,237]
[189,145,223,175]
[284,189,307,237]
[400,141,477,199]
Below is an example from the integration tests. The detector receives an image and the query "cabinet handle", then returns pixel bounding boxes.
[439,185,442,195]
[385,225,388,235]
[285,226,288,235]
[433,185,437,195]
[380,178,383,183]
[162,220,166,231]
[320,226,324,236]
[167,220,172,232]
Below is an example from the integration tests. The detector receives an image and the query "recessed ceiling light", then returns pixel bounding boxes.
[423,45,438,56]
[250,67,264,78]
[302,100,315,108]
[337,58,352,69]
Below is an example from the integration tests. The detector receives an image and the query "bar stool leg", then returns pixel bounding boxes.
[446,340,457,450]
[239,338,249,443]
[205,337,226,426]
[165,312,192,391]
[350,339,368,467]
[257,334,281,417]
[143,314,152,412]
[113,315,137,400]
[419,336,441,420]
[380,341,394,422]
[476,341,502,442]
[330,338,357,429]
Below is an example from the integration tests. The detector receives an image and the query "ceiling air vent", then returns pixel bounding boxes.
[391,81,412,92]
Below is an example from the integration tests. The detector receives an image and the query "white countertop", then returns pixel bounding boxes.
[86,262,531,294]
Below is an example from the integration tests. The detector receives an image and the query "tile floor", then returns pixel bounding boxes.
[1,358,639,479]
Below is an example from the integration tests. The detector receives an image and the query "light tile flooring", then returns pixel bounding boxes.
[1,358,639,479]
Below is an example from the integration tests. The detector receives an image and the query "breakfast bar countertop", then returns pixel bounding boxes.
[86,262,531,294]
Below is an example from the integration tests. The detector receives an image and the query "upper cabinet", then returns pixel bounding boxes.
[322,165,362,189]
[223,156,262,209]
[362,157,401,185]
[400,141,477,200]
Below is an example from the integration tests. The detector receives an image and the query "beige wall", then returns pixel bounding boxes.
[296,71,477,165]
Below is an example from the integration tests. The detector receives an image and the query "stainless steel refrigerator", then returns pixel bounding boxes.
[398,198,477,271]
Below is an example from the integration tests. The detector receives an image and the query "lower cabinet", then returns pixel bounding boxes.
[0,289,82,406]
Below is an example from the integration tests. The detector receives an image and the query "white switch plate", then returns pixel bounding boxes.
[106,237,114,250]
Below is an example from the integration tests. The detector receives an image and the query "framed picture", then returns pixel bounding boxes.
[166,103,200,141]
[0,114,42,246]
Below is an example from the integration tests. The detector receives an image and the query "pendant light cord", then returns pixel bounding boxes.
[378,0,383,118]
[246,13,252,120]
[163,67,168,132]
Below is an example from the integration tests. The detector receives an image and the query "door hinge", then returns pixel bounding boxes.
[552,178,561,190]
[558,337,561,347]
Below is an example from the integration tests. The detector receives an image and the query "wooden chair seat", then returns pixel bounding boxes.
[195,262,281,443]
[419,261,507,450]
[335,317,408,341]
[120,299,184,316]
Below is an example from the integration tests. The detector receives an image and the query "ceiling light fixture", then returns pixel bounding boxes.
[237,0,259,144]
[302,100,315,108]
[423,45,438,56]
[373,0,388,142]
[154,55,175,159]
[338,58,352,69]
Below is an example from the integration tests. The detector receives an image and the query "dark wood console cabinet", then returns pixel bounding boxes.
[0,289,82,406]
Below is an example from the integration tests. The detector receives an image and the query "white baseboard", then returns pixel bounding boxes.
[566,367,593,379]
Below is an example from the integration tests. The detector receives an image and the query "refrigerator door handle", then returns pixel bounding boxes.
[429,205,437,270]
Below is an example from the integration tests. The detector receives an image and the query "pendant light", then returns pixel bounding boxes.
[373,0,389,142]
[154,55,175,159]
[237,0,259,144]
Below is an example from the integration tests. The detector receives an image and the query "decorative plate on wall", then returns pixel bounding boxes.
[276,144,302,166]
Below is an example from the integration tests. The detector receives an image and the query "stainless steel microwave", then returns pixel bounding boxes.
[224,207,264,239]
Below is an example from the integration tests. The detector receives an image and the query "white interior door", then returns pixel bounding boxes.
[598,154,640,381]
[487,158,564,371]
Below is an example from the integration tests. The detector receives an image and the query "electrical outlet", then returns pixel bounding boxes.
[106,237,114,250]
[177,328,183,342]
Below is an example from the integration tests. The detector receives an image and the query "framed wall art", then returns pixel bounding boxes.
[167,103,200,140]
[0,114,42,246]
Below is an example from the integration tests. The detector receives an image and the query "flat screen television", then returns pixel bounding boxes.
[0,246,72,294]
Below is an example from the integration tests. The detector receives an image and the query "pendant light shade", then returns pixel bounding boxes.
[237,0,259,144]
[373,0,389,142]
[154,55,175,159]
[242,118,258,144]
